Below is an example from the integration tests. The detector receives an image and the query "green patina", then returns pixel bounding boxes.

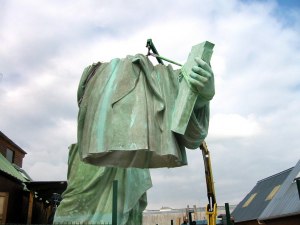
[54,41,215,225]
[97,58,120,149]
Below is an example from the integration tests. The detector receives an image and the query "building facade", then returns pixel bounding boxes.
[0,131,66,224]
[0,131,27,167]
[143,204,236,225]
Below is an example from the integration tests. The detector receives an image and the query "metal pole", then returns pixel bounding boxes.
[188,211,193,224]
[225,203,232,225]
[112,180,118,225]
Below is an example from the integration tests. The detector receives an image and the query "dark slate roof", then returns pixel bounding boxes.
[258,160,300,220]
[231,167,293,222]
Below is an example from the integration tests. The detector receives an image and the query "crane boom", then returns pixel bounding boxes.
[200,141,217,225]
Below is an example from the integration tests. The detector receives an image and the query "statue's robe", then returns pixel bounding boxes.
[54,144,151,225]
[54,54,211,225]
[77,54,210,168]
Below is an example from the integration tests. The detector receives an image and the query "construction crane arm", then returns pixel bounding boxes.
[200,141,217,225]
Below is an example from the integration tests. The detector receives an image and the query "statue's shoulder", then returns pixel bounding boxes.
[77,62,102,105]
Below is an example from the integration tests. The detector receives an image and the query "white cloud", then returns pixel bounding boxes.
[209,113,262,139]
[27,161,68,181]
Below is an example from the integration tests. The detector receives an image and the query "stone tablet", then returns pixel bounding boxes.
[172,41,214,135]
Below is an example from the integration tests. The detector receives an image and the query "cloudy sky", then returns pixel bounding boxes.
[1,0,300,210]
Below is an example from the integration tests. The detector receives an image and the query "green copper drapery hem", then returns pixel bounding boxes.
[77,54,210,168]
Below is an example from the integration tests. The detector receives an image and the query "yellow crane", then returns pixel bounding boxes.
[200,141,217,225]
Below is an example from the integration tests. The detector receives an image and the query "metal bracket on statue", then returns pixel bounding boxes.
[146,39,182,67]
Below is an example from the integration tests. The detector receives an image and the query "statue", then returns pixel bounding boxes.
[54,41,215,225]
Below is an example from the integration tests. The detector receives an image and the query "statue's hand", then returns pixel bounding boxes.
[189,57,214,97]
[188,57,215,108]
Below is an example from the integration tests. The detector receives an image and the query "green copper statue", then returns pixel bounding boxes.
[54,41,215,225]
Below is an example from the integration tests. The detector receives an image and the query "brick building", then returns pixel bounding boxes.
[0,131,27,167]
[0,131,66,224]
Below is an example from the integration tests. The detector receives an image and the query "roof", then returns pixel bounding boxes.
[258,160,300,220]
[26,181,67,204]
[0,131,27,154]
[0,153,31,182]
[26,181,67,192]
[232,166,293,222]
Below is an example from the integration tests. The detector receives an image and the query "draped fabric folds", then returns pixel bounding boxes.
[77,54,210,168]
[54,144,151,224]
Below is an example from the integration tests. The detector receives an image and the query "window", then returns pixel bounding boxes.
[265,185,280,201]
[6,148,14,163]
[0,192,9,224]
[242,193,257,208]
